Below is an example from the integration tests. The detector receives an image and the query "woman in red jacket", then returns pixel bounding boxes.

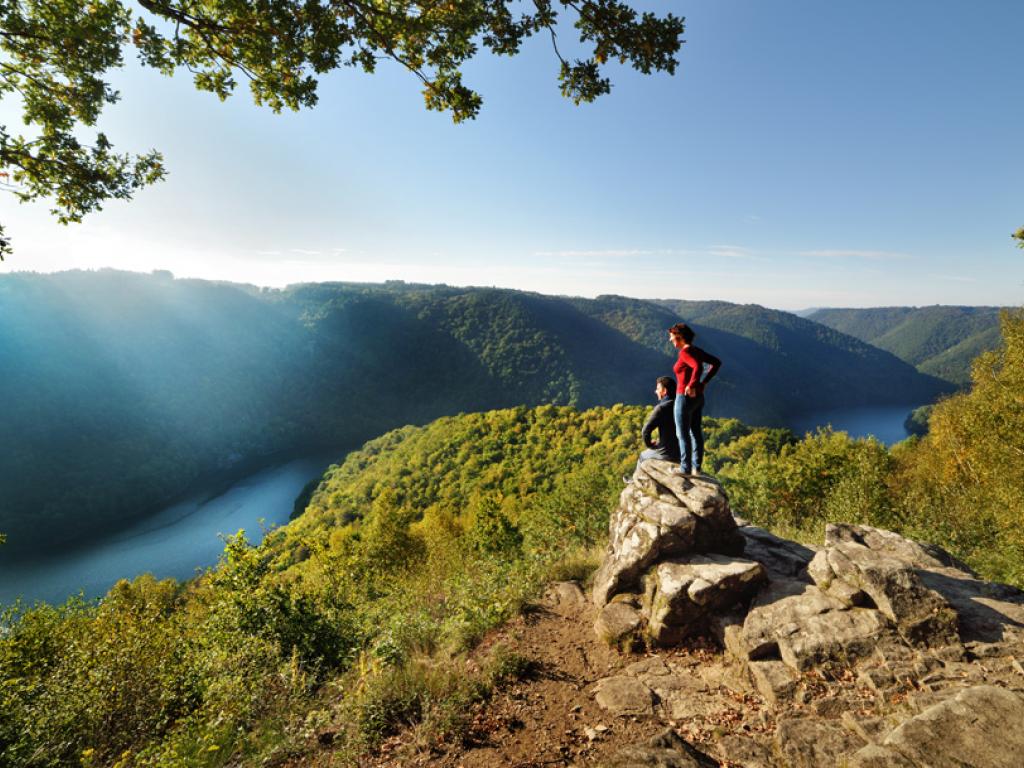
[668,323,722,475]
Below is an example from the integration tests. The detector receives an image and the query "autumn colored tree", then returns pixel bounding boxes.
[0,0,685,256]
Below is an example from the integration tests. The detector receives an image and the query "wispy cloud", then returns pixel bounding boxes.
[799,249,913,261]
[707,244,764,261]
[253,246,351,261]
[935,274,978,283]
[532,248,667,258]
[532,245,765,261]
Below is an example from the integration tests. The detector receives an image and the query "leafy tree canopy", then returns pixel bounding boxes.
[0,0,685,257]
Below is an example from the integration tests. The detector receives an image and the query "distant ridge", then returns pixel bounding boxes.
[808,305,1005,386]
[0,271,950,554]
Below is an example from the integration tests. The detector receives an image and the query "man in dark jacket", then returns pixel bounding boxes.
[636,376,681,470]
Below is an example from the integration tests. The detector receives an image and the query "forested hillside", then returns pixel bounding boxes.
[2,300,1021,766]
[808,305,1003,386]
[0,271,948,555]
[647,298,946,421]
[0,404,785,767]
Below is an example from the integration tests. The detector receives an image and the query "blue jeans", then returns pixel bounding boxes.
[674,394,705,472]
[635,447,677,473]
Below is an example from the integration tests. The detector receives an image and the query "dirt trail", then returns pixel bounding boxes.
[365,583,778,767]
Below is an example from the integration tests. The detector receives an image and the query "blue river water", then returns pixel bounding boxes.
[0,451,343,607]
[784,403,920,446]
[0,404,920,608]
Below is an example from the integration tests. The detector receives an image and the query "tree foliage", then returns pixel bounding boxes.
[720,311,1024,587]
[0,0,684,257]
[4,403,757,765]
[894,309,1024,583]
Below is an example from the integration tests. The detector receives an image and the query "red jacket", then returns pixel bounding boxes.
[673,344,722,396]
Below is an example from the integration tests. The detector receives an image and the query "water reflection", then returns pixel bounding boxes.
[785,404,919,446]
[0,452,342,606]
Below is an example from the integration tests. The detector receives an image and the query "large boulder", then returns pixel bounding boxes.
[731,578,890,671]
[808,539,960,648]
[593,460,741,607]
[642,555,766,645]
[632,461,743,554]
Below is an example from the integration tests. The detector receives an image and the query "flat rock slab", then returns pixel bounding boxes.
[602,728,719,768]
[776,716,867,768]
[737,524,817,580]
[624,657,672,677]
[857,685,1024,768]
[594,675,655,717]
[778,606,888,671]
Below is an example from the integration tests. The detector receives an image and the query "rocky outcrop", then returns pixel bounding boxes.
[592,463,743,609]
[587,462,1024,766]
[592,460,758,645]
[807,525,960,647]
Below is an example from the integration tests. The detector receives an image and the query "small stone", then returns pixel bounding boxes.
[840,711,888,743]
[544,581,588,615]
[594,676,655,717]
[595,602,643,646]
[857,666,895,693]
[776,716,867,768]
[748,660,799,707]
[625,657,671,677]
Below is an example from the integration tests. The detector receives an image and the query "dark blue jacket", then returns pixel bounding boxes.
[641,396,680,461]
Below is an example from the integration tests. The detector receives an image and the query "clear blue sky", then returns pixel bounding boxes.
[1,0,1021,309]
